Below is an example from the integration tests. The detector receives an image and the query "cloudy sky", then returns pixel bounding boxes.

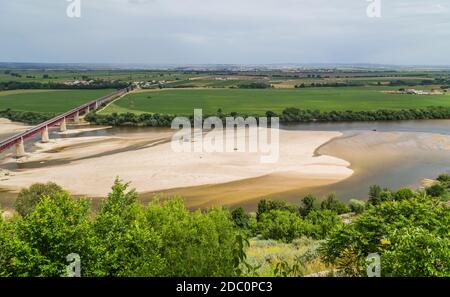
[0,0,449,65]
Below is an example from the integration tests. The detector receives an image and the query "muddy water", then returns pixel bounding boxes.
[144,120,450,209]
[1,120,450,210]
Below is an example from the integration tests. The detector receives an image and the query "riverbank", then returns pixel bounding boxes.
[0,124,353,210]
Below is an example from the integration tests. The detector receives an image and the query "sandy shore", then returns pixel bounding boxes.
[0,118,30,137]
[0,124,353,204]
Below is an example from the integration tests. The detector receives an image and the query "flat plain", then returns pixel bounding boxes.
[101,86,450,115]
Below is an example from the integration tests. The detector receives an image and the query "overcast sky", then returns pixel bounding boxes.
[0,0,449,65]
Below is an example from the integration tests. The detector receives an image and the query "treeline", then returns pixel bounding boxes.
[4,106,450,127]
[279,106,450,122]
[0,109,55,125]
[84,106,450,127]
[295,82,363,88]
[0,81,129,91]
[1,174,449,277]
[236,82,273,89]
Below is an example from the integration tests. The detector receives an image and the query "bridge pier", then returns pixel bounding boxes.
[15,138,26,158]
[41,126,49,143]
[74,111,80,123]
[60,118,67,132]
[86,106,90,114]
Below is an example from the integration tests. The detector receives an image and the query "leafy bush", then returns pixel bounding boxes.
[299,195,318,218]
[320,193,349,214]
[305,210,342,239]
[1,180,245,277]
[382,227,450,277]
[256,199,297,220]
[257,210,311,243]
[14,182,64,217]
[348,199,366,214]
[231,207,251,228]
[393,188,415,201]
[320,197,449,276]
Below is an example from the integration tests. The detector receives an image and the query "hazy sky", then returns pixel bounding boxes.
[1,0,449,65]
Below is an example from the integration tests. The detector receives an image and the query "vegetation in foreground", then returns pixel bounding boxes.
[1,174,449,277]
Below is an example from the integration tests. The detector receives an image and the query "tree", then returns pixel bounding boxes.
[437,174,450,183]
[320,197,449,276]
[92,179,164,276]
[257,210,309,243]
[426,183,446,197]
[14,183,64,217]
[256,199,296,220]
[382,227,450,277]
[320,193,349,214]
[348,199,366,214]
[14,192,95,276]
[299,194,318,217]
[393,188,414,201]
[231,207,250,228]
[305,209,342,239]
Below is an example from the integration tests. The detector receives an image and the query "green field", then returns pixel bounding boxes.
[101,87,450,115]
[0,89,115,113]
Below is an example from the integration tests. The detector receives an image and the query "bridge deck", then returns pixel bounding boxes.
[0,88,128,153]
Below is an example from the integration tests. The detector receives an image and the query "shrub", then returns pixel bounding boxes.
[320,197,449,276]
[231,207,251,228]
[426,183,447,197]
[348,199,366,214]
[299,195,318,218]
[320,193,349,214]
[257,210,310,243]
[14,183,64,217]
[437,174,450,183]
[256,199,297,220]
[393,188,415,201]
[305,210,342,239]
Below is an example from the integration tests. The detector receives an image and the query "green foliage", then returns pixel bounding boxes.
[320,197,450,276]
[437,174,450,183]
[348,199,366,214]
[320,193,349,214]
[256,199,296,220]
[0,180,245,277]
[13,192,94,276]
[231,207,251,228]
[368,185,393,205]
[426,183,447,197]
[305,210,342,240]
[299,194,318,218]
[382,227,450,277]
[14,182,64,217]
[257,210,311,243]
[393,188,415,201]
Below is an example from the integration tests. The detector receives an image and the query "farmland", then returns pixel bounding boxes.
[101,86,450,116]
[0,89,115,113]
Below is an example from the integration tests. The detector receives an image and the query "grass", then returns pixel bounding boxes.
[242,237,331,277]
[0,89,115,113]
[101,86,450,116]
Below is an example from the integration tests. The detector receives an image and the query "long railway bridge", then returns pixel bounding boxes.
[0,87,130,157]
